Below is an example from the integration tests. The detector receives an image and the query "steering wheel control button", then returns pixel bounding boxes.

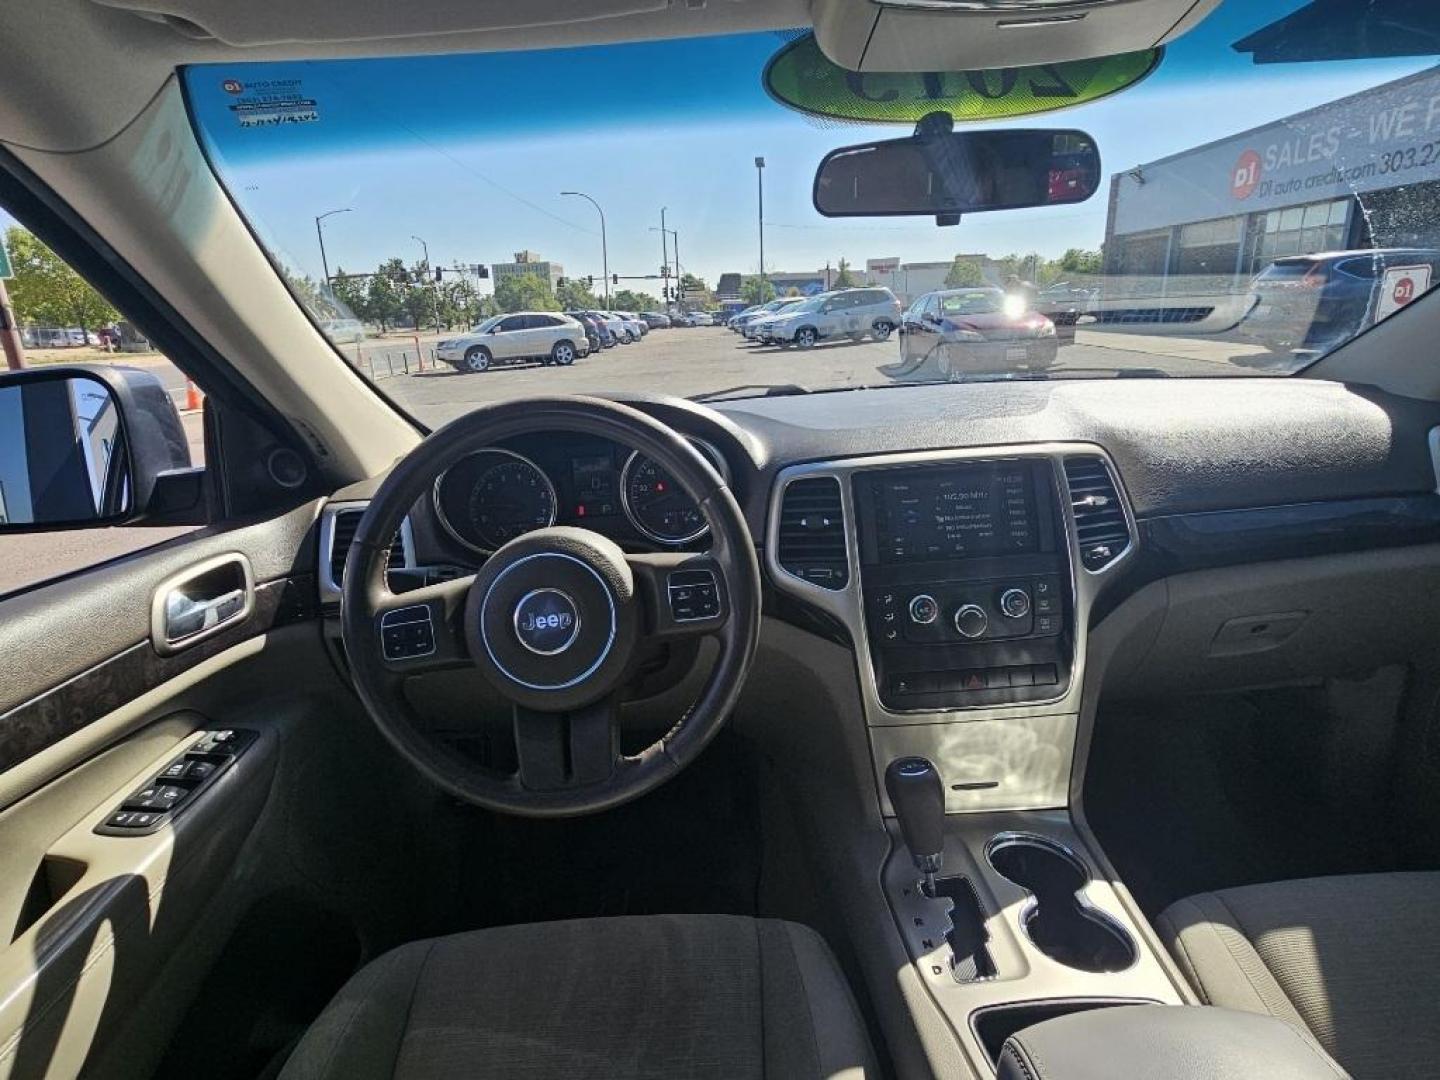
[512,588,582,655]
[381,605,436,661]
[668,568,722,622]
[953,603,988,639]
[908,594,939,625]
[999,588,1031,619]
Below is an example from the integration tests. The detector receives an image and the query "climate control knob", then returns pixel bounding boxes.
[908,594,939,625]
[953,603,988,639]
[999,588,1032,619]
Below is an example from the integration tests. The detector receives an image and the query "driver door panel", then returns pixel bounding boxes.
[0,500,322,1079]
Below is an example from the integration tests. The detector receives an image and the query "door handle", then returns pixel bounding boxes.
[150,553,255,654]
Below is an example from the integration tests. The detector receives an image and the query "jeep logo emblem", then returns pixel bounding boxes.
[513,589,581,655]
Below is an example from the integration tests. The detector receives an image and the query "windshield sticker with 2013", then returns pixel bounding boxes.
[221,77,320,129]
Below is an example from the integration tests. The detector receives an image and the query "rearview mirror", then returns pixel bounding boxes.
[0,366,193,528]
[813,124,1100,219]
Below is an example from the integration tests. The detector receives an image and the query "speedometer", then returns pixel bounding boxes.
[621,447,716,544]
[434,449,556,552]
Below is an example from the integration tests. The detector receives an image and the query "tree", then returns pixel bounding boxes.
[944,256,985,288]
[740,275,776,305]
[493,272,560,313]
[612,289,660,312]
[832,259,857,288]
[5,227,119,343]
[1058,248,1104,276]
[330,267,369,323]
[556,279,599,310]
[359,258,409,331]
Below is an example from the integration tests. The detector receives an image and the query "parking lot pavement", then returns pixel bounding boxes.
[380,325,1272,423]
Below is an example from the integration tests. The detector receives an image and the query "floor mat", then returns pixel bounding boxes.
[1085,675,1405,917]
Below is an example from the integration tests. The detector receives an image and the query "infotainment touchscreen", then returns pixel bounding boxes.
[868,463,1038,563]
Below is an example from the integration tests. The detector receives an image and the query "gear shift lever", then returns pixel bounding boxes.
[885,756,945,895]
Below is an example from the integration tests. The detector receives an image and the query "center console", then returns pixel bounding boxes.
[854,459,1073,711]
[765,444,1172,1078]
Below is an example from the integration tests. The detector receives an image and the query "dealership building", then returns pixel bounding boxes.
[1104,66,1440,298]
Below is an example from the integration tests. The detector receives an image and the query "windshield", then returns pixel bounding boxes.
[183,1,1440,424]
[941,291,1005,316]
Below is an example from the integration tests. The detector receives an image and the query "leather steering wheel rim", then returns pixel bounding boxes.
[340,396,762,817]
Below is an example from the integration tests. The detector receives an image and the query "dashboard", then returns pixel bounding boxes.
[423,431,730,557]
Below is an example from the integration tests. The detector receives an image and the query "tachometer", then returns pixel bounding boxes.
[621,446,718,544]
[434,449,556,552]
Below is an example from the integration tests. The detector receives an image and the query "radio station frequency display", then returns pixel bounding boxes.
[872,463,1037,562]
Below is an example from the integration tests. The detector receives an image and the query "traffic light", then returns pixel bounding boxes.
[475,265,490,279]
[434,267,443,282]
[587,275,594,288]
[556,277,567,288]
[612,273,619,285]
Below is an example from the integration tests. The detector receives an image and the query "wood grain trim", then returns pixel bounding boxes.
[0,576,314,773]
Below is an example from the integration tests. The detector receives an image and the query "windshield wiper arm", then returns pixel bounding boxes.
[691,383,812,403]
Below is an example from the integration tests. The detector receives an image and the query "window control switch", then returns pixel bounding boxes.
[123,784,190,812]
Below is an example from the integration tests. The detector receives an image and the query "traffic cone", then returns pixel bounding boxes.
[184,379,203,412]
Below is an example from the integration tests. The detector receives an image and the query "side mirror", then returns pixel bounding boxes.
[0,366,193,529]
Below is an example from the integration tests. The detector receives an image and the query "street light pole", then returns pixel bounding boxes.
[314,207,352,290]
[660,207,669,306]
[411,235,443,334]
[755,157,766,301]
[561,191,609,307]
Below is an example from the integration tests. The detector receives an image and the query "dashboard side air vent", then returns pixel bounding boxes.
[327,507,407,588]
[1063,456,1132,572]
[778,477,848,589]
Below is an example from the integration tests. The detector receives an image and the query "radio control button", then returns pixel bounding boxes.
[908,594,939,625]
[999,588,1031,619]
[953,604,988,639]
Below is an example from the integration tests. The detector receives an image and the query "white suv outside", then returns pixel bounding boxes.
[757,288,902,348]
[436,312,591,373]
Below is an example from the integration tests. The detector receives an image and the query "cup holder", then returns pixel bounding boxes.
[985,833,1136,974]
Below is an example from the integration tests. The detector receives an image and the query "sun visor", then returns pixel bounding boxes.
[86,0,670,46]
[813,0,1222,71]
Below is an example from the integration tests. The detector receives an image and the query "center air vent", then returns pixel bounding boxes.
[1063,456,1131,572]
[328,508,407,587]
[778,477,848,589]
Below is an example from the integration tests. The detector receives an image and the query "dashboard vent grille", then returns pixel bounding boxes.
[1063,456,1131,571]
[778,477,848,589]
[329,508,406,586]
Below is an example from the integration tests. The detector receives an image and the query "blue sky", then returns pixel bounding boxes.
[4,0,1433,292]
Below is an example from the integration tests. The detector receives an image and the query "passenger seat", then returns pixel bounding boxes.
[1156,872,1440,1079]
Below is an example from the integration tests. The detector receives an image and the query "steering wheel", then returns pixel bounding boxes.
[340,396,762,817]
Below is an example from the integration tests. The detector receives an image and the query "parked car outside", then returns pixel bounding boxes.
[597,311,643,343]
[580,310,622,346]
[738,297,806,339]
[898,286,1057,379]
[564,311,607,352]
[436,311,590,372]
[681,311,712,327]
[1238,248,1440,354]
[319,318,367,344]
[640,311,671,329]
[757,287,902,348]
[614,311,648,336]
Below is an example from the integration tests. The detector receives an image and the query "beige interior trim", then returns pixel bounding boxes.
[0,0,809,153]
[7,81,418,483]
[0,635,265,817]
